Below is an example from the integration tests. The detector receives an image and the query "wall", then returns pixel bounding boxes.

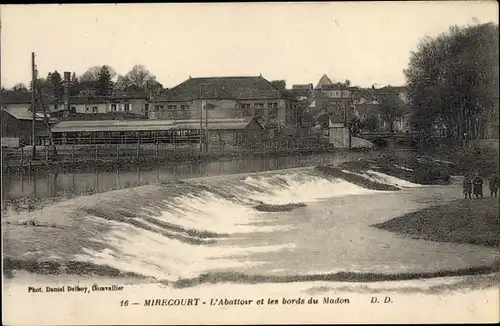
[329,126,350,149]
[50,99,148,115]
[1,111,46,145]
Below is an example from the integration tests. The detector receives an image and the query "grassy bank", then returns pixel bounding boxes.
[374,198,500,247]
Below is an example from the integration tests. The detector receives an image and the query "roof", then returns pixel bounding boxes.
[62,112,147,121]
[162,76,283,101]
[2,107,46,121]
[50,117,262,133]
[292,84,313,90]
[315,74,333,89]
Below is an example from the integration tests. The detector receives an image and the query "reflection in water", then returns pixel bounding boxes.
[3,152,374,199]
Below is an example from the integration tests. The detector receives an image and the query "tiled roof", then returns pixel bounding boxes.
[163,76,283,101]
[51,117,261,133]
[2,107,46,121]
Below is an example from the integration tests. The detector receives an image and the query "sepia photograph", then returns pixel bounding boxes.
[1,2,499,325]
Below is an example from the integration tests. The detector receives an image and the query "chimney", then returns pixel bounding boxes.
[63,71,71,118]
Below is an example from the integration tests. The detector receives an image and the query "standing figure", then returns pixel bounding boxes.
[472,173,484,199]
[463,175,472,199]
[489,172,499,198]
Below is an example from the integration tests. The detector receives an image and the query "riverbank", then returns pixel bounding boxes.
[374,197,500,248]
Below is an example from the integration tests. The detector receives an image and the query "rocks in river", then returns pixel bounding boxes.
[254,202,306,212]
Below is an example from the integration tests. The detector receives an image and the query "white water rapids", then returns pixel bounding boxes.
[3,167,498,284]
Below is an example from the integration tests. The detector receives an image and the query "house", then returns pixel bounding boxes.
[49,91,150,117]
[328,114,351,149]
[315,74,353,99]
[148,76,298,132]
[46,117,263,147]
[1,107,49,147]
[290,84,314,100]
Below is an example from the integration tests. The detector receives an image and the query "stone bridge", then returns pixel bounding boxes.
[358,132,421,149]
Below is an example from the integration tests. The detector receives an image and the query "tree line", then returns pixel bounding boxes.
[405,22,499,141]
[5,64,165,100]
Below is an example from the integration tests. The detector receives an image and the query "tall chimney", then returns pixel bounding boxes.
[63,71,70,118]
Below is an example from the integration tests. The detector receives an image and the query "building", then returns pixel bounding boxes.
[1,107,48,147]
[49,91,150,117]
[46,117,263,147]
[148,76,298,132]
[290,84,314,100]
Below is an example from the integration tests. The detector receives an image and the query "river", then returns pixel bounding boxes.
[2,151,378,199]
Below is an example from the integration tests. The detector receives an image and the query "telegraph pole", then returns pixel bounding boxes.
[199,84,203,153]
[204,84,208,152]
[31,52,37,158]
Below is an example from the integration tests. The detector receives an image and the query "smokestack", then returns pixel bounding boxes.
[63,71,70,118]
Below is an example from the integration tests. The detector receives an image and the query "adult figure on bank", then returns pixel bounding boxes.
[462,175,473,199]
[472,172,484,199]
[489,172,499,198]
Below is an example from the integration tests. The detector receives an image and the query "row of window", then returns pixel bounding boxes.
[72,103,132,113]
[239,102,278,109]
[154,104,189,112]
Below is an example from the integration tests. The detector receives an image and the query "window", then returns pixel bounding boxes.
[124,104,130,112]
[70,106,76,113]
[255,103,264,109]
[111,104,117,112]
[85,107,90,112]
[180,104,189,110]
[267,102,278,108]
[255,108,264,116]
[239,103,251,109]
[92,106,98,114]
[167,105,177,110]
[54,104,59,111]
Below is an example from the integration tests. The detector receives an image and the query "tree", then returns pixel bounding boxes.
[69,72,81,96]
[378,92,405,132]
[123,65,157,91]
[349,117,364,136]
[405,22,499,141]
[364,116,379,132]
[12,83,28,93]
[47,71,64,99]
[270,80,286,90]
[79,65,116,95]
[95,66,113,95]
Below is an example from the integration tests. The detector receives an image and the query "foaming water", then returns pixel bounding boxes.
[342,169,422,189]
[74,216,296,280]
[239,171,378,205]
[9,166,491,286]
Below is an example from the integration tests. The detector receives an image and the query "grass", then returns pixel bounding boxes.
[170,265,500,288]
[253,202,307,212]
[373,197,500,247]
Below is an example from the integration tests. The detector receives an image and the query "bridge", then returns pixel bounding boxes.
[358,131,421,149]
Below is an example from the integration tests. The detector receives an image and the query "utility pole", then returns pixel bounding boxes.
[199,84,203,153]
[204,84,209,152]
[31,52,37,158]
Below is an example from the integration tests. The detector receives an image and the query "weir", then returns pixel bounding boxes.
[3,167,498,284]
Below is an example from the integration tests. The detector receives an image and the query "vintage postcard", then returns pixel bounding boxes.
[1,2,499,325]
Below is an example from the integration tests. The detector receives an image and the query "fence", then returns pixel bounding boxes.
[2,136,332,168]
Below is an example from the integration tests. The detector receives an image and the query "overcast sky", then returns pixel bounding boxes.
[1,2,498,89]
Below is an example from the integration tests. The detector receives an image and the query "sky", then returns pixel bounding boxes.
[0,2,498,90]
